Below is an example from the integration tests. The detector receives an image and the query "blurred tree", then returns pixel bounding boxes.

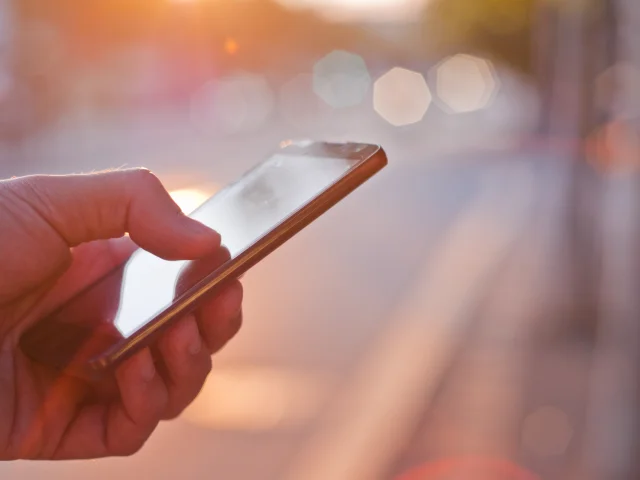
[422,0,612,78]
[15,0,404,73]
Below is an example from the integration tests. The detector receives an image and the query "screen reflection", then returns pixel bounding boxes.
[113,153,357,337]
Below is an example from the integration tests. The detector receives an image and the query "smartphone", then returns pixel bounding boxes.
[20,141,387,380]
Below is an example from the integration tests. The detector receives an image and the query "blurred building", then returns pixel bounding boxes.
[5,0,404,135]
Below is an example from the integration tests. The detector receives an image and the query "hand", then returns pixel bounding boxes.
[0,169,243,460]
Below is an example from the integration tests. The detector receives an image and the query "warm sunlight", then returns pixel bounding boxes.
[181,367,328,431]
[168,0,427,22]
[276,0,427,22]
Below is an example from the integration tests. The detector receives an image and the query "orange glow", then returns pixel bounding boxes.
[586,120,640,173]
[276,0,426,22]
[224,38,239,55]
[169,188,211,214]
[181,367,327,431]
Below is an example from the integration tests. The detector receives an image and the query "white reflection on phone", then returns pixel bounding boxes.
[113,154,354,337]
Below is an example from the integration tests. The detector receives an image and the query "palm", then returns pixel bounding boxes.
[3,338,97,459]
[0,233,154,459]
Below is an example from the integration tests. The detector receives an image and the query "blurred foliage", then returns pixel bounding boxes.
[422,0,610,77]
[422,0,536,75]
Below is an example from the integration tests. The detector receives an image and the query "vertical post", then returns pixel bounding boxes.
[615,1,640,476]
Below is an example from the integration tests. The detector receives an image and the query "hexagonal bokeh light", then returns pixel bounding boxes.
[190,73,275,135]
[373,67,431,126]
[434,54,499,114]
[313,50,371,109]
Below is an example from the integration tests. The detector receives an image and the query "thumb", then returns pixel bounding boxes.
[7,169,220,260]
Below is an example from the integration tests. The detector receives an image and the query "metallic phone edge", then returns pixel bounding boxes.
[89,146,387,372]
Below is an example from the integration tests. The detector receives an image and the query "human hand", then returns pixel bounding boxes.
[0,169,242,460]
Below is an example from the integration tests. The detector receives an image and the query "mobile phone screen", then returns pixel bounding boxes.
[114,150,357,337]
[21,143,380,373]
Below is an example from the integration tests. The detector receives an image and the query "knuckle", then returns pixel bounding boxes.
[208,312,242,354]
[193,349,213,379]
[203,353,213,373]
[126,168,162,191]
[152,385,170,416]
[234,281,244,299]
[115,439,146,457]
[165,379,210,421]
[7,175,54,215]
[194,354,213,383]
[229,311,243,337]
[163,409,180,421]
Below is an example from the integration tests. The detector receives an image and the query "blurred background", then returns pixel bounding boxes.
[1,0,640,478]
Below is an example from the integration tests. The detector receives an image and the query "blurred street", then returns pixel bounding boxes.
[2,0,640,478]
[4,99,635,479]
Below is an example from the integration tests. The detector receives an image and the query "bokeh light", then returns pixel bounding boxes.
[521,406,574,457]
[313,50,371,109]
[433,54,499,114]
[181,367,326,431]
[373,67,431,126]
[224,38,239,55]
[2,0,634,478]
[190,74,275,136]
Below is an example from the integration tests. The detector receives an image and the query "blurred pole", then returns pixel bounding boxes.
[532,0,591,142]
[616,0,640,476]
[579,174,640,480]
[568,0,618,344]
[531,0,556,138]
[532,0,617,146]
[538,0,602,345]
[616,0,640,126]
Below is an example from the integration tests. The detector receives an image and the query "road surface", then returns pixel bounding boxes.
[3,79,638,479]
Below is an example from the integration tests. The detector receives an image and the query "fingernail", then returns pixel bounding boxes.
[188,333,202,356]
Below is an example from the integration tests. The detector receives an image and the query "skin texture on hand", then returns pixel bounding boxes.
[0,169,243,460]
